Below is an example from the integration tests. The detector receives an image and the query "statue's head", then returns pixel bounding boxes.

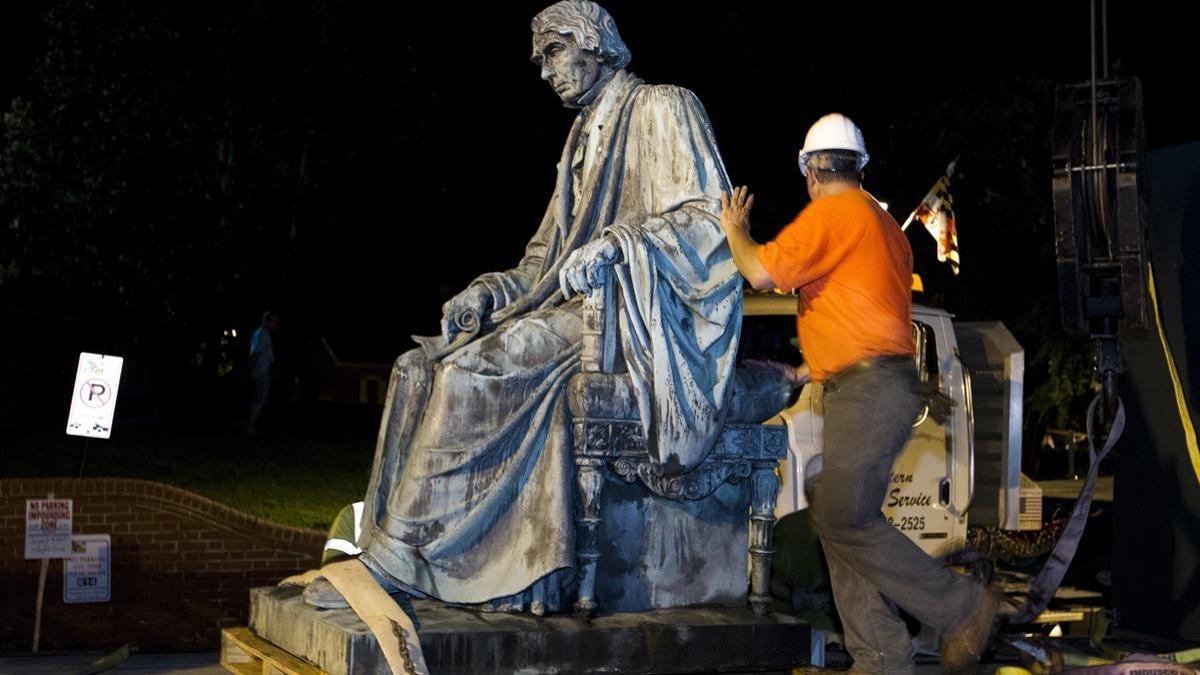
[530,0,630,108]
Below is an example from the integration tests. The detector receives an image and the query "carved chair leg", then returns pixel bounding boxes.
[749,460,780,615]
[574,458,605,616]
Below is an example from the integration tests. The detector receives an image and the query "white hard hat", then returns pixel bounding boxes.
[798,113,869,175]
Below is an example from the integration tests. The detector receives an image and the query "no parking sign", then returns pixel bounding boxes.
[65,353,123,439]
[64,535,111,603]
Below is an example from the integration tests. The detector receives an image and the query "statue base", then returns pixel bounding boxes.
[245,586,809,674]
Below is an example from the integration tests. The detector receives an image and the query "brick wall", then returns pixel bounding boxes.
[0,478,324,652]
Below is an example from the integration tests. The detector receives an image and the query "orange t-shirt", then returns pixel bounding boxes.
[758,189,915,382]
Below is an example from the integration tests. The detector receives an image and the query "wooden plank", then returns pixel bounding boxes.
[221,627,259,675]
[1038,476,1114,503]
[1036,609,1087,623]
[223,662,260,675]
[222,627,327,675]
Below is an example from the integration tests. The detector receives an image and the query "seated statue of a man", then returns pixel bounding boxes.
[306,0,741,614]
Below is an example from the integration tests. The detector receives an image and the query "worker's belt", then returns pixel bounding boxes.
[824,354,914,392]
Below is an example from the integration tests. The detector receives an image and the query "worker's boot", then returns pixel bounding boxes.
[939,585,1004,674]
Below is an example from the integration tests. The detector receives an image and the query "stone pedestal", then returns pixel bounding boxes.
[249,586,809,674]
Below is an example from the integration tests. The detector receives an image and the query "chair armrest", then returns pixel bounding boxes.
[580,272,619,375]
[568,372,639,420]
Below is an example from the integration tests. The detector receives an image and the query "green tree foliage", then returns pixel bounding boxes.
[0,0,420,423]
[1,0,387,329]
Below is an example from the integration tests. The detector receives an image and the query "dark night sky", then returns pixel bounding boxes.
[0,1,1191,366]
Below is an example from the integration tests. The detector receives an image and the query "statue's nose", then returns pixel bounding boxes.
[540,65,554,82]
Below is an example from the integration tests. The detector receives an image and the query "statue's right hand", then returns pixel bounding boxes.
[441,284,492,341]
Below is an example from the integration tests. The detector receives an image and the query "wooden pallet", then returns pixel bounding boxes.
[222,627,327,675]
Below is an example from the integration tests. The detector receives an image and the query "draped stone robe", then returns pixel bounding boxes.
[357,70,742,610]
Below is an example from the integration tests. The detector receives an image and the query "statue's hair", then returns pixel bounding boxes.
[531,0,631,69]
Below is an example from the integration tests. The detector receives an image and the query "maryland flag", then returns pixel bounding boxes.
[902,160,960,275]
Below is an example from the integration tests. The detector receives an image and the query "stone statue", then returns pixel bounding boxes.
[305,0,741,614]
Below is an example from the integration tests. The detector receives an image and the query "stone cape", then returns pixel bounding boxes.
[356,69,741,611]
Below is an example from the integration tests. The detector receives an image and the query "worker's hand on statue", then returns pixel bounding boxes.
[559,236,620,299]
[793,363,812,388]
[720,186,755,233]
[745,359,810,390]
[441,284,492,341]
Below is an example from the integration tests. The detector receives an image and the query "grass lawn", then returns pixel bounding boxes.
[4,426,375,531]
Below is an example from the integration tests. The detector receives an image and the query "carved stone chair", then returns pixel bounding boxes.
[567,281,791,616]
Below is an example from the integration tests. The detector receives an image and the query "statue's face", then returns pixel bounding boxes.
[532,31,607,107]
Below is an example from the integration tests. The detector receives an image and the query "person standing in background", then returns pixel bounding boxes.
[247,310,279,436]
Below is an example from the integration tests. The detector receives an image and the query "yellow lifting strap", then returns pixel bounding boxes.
[1147,261,1200,487]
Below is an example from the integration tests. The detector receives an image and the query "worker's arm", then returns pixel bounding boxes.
[745,359,812,390]
[720,186,776,291]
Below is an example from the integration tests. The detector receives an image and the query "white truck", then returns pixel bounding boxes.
[741,292,1036,558]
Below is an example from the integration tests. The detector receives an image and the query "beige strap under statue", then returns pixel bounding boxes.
[281,560,429,675]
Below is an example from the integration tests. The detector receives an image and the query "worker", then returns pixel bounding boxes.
[719,113,1004,674]
[321,501,364,565]
[246,310,280,436]
[316,500,421,629]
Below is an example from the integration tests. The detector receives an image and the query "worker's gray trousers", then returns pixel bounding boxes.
[810,358,982,674]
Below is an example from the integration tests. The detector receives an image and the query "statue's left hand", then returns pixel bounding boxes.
[559,236,620,299]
